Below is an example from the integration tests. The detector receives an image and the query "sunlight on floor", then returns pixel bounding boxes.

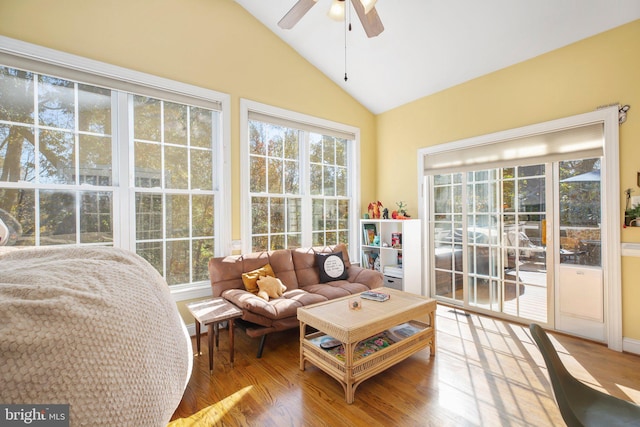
[437,307,558,425]
[435,305,640,426]
[618,384,640,405]
[168,386,253,427]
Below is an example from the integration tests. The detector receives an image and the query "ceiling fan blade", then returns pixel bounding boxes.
[278,0,318,30]
[351,0,384,38]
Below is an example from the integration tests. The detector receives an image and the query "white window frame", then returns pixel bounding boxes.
[0,36,232,302]
[239,99,361,260]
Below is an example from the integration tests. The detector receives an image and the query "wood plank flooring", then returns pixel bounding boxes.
[171,305,640,426]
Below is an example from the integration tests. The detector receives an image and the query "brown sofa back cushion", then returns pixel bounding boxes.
[264,249,299,290]
[208,255,245,297]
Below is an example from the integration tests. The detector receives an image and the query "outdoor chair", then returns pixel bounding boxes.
[529,323,640,427]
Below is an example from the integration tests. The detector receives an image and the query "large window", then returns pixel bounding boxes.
[0,40,229,296]
[0,68,115,246]
[242,100,358,254]
[132,95,219,286]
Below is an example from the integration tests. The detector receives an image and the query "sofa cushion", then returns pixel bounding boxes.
[347,267,385,288]
[302,281,369,299]
[292,249,320,286]
[222,288,326,322]
[316,251,348,282]
[266,249,299,290]
[208,255,246,297]
[241,263,275,294]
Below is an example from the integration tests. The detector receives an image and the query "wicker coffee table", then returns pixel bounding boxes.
[297,287,436,403]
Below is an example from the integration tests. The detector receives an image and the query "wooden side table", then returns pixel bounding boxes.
[186,298,243,373]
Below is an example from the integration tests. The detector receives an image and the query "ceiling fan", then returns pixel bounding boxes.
[278,0,384,38]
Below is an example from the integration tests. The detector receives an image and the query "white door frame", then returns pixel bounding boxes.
[418,106,621,351]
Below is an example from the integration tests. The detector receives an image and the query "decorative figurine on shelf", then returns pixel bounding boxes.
[624,188,640,227]
[382,208,389,219]
[368,201,383,219]
[392,201,411,219]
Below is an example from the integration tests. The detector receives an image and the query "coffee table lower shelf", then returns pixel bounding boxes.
[300,321,434,403]
[298,289,436,404]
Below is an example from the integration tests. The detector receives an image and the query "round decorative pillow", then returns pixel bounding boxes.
[316,251,349,282]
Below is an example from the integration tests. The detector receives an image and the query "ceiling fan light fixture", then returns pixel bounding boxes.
[360,0,377,14]
[327,0,345,21]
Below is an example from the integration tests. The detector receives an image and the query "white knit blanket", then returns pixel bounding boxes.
[0,246,192,426]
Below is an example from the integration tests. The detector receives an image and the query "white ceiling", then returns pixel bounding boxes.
[234,0,640,114]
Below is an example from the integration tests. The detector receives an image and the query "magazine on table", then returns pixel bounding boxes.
[308,335,342,349]
[325,332,395,362]
[360,290,390,302]
[386,322,424,342]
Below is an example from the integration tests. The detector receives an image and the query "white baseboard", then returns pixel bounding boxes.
[623,336,640,355]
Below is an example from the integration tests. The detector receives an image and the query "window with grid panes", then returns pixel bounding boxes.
[246,104,356,253]
[0,58,226,291]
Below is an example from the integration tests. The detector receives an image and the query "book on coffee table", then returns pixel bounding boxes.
[386,322,424,342]
[360,290,390,302]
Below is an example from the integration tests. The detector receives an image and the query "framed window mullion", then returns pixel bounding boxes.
[114,91,131,250]
[33,75,41,246]
[73,82,80,244]
[461,173,469,305]
[300,130,312,248]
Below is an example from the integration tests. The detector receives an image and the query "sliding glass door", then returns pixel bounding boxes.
[431,158,606,334]
[422,109,620,347]
[432,166,548,323]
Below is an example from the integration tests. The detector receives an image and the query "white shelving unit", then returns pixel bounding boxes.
[360,219,422,295]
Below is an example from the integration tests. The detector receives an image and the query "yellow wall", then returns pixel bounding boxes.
[622,256,640,339]
[2,2,639,340]
[0,0,378,238]
[0,0,379,325]
[377,19,640,340]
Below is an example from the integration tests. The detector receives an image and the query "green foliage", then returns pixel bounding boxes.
[558,159,601,227]
[626,204,640,219]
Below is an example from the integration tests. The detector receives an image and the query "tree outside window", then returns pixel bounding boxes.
[248,118,352,252]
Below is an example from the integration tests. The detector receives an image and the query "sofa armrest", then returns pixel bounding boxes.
[347,265,384,289]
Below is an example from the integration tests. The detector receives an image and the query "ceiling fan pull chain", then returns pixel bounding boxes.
[344,0,349,81]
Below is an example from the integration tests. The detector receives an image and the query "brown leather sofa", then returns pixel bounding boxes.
[208,244,383,357]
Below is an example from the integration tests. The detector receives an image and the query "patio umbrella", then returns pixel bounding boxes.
[560,169,600,182]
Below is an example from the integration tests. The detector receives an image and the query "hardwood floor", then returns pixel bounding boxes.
[171,305,640,426]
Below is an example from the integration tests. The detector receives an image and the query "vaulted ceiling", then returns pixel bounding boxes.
[235,0,640,114]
